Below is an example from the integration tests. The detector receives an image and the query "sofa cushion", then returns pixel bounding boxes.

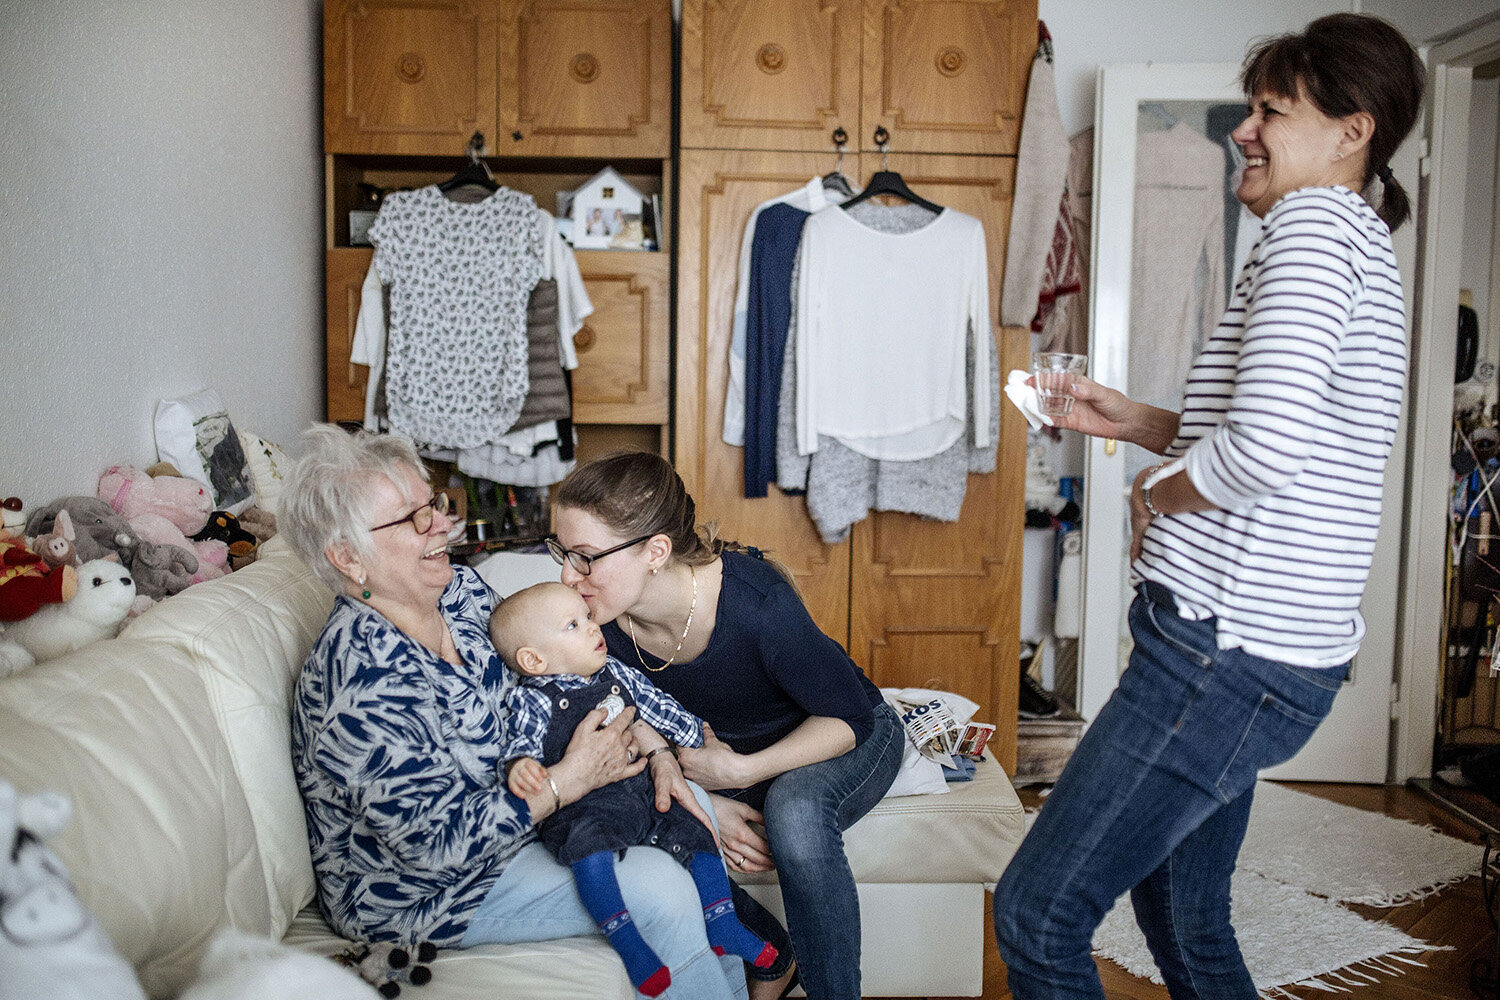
[122,535,333,933]
[0,639,273,998]
[734,752,1025,888]
[282,906,635,999]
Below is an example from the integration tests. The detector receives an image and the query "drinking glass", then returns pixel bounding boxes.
[1033,352,1088,417]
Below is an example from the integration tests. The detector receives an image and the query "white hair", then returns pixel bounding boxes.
[277,425,427,590]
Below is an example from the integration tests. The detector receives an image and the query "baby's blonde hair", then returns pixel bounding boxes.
[490,581,577,671]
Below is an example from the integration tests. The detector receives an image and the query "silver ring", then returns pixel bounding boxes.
[735,854,745,866]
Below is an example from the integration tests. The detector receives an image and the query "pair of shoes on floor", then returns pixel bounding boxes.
[1019,670,1061,719]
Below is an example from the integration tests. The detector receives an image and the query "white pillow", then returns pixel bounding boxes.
[235,430,290,510]
[154,389,255,515]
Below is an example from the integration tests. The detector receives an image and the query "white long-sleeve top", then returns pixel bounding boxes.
[1137,186,1407,668]
[794,205,991,460]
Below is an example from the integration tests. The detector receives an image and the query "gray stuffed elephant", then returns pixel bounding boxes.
[27,498,196,600]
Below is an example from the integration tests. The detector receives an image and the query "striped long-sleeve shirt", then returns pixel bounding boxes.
[1136,186,1407,668]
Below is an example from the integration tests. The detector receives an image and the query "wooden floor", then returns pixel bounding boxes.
[885,782,1497,1000]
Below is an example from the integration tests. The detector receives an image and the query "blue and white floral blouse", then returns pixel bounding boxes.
[291,565,532,946]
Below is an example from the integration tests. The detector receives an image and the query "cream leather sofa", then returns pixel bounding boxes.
[0,536,1025,998]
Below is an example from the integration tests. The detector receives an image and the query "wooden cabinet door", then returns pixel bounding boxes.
[326,248,374,422]
[497,0,671,158]
[571,251,669,424]
[680,0,862,152]
[325,0,498,155]
[860,0,1035,156]
[675,149,853,640]
[847,154,1025,772]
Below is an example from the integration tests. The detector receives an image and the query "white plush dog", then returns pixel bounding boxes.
[0,558,136,677]
[0,781,146,1000]
[178,929,380,1000]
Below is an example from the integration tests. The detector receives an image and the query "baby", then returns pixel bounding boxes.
[491,582,776,997]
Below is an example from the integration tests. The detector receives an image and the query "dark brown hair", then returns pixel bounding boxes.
[1241,13,1424,231]
[557,451,800,587]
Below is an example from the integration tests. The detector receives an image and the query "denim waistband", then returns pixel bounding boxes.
[1137,579,1179,610]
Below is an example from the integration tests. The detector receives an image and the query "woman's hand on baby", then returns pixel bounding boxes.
[551,705,647,805]
[643,751,719,847]
[676,722,752,791]
[710,794,774,874]
[507,758,549,798]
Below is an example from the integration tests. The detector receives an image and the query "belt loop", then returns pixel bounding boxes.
[1139,579,1177,610]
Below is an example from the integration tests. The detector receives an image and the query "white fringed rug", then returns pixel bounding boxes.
[1090,781,1482,996]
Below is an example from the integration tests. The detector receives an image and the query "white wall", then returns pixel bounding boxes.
[1364,0,1500,45]
[1040,0,1356,137]
[0,0,323,506]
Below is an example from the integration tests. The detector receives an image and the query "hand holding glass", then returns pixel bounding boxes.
[1033,353,1089,417]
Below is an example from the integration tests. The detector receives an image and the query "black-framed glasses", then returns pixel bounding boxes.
[544,533,652,576]
[370,492,453,534]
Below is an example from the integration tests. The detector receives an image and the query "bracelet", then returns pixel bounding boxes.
[1141,464,1169,518]
[545,775,562,814]
[643,746,675,764]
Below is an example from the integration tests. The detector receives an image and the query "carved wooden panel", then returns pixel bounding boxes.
[497,0,670,157]
[571,250,669,424]
[325,249,375,422]
[325,0,498,154]
[861,0,1035,155]
[675,149,854,640]
[847,154,1025,771]
[681,0,862,152]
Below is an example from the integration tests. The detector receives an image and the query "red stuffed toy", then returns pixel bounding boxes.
[0,498,77,622]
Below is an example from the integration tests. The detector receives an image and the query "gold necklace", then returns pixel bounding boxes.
[627,565,696,673]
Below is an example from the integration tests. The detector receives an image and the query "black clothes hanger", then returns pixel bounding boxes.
[439,132,499,194]
[839,126,942,214]
[822,127,855,197]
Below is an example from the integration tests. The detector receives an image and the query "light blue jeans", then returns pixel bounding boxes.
[994,582,1347,999]
[462,784,747,1000]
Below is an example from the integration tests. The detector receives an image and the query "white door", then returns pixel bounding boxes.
[1076,63,1398,782]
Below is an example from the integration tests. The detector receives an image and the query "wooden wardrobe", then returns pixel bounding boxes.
[322,0,674,459]
[675,0,1037,769]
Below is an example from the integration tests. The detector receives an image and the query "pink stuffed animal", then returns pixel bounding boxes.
[97,465,228,585]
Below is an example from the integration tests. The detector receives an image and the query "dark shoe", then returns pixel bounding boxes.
[1019,671,1061,719]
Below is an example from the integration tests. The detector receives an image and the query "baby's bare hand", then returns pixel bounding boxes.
[507,758,549,797]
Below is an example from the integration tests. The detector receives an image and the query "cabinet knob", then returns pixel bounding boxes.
[571,53,600,83]
[574,325,597,351]
[396,52,426,84]
[757,43,787,75]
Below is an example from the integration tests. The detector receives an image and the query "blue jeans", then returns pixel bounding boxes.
[994,584,1347,999]
[463,784,747,1000]
[758,701,904,1000]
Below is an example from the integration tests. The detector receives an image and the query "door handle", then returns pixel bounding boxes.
[1105,438,1117,456]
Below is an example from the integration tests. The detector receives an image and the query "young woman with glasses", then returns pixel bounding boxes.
[551,451,904,1000]
[278,426,750,998]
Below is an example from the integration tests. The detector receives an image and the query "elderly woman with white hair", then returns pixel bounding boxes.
[279,425,747,999]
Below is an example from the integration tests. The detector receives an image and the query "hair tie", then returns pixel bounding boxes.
[1377,164,1395,185]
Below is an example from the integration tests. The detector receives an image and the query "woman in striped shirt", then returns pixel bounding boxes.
[996,15,1424,999]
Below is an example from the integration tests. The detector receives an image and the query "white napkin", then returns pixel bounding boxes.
[1004,369,1053,430]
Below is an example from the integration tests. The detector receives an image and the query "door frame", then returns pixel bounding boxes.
[1395,13,1500,781]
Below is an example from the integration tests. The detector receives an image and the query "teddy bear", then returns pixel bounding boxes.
[27,498,193,603]
[0,558,136,677]
[98,465,228,585]
[0,534,77,622]
[0,780,147,1000]
[176,929,380,1000]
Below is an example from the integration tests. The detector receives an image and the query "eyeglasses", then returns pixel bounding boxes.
[370,492,453,534]
[544,533,652,576]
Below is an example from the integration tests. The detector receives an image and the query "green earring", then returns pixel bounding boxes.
[362,588,371,600]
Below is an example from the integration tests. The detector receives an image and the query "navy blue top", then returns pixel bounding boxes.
[743,202,811,498]
[602,551,882,766]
